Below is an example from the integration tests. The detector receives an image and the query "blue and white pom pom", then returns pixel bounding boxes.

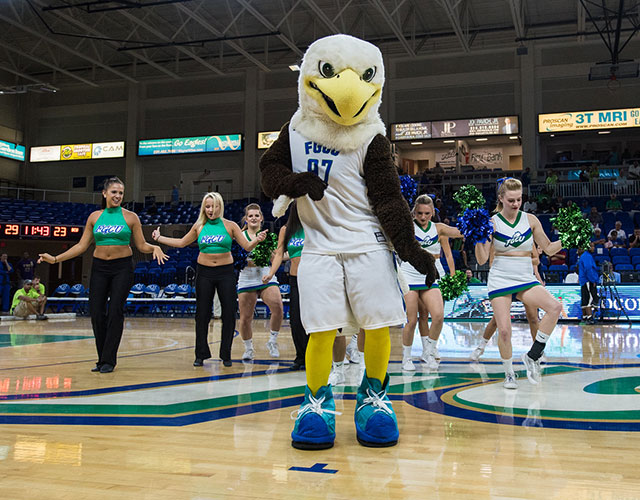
[399,175,418,207]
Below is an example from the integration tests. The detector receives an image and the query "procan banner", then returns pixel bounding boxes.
[92,141,125,159]
[0,139,25,161]
[538,108,640,132]
[61,143,92,161]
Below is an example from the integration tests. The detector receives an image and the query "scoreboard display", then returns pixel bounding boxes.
[0,223,83,240]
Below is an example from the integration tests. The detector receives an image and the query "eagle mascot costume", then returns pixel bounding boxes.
[260,34,437,449]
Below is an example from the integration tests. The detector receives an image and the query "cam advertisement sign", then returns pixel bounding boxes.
[538,107,640,133]
[138,134,242,156]
[30,141,125,162]
[0,139,25,161]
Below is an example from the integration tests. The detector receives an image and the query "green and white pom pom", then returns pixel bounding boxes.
[438,270,469,301]
[551,205,593,250]
[251,231,278,267]
[454,185,485,213]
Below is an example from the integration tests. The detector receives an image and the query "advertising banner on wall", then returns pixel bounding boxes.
[431,116,518,138]
[469,148,503,167]
[435,149,457,167]
[391,122,432,141]
[138,134,242,155]
[30,141,124,162]
[0,139,25,161]
[538,107,640,133]
[257,131,280,149]
[60,143,92,161]
[92,141,125,159]
[30,145,61,162]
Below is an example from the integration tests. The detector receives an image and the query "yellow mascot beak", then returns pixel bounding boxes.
[304,68,381,126]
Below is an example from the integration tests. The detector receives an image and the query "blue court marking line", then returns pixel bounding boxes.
[289,463,338,474]
[0,365,298,401]
[0,329,242,372]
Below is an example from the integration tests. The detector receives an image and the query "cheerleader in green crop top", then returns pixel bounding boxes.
[264,201,307,370]
[474,178,563,389]
[152,192,266,367]
[38,177,168,374]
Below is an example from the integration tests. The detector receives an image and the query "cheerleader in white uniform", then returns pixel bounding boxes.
[400,194,462,371]
[475,178,562,389]
[237,203,283,360]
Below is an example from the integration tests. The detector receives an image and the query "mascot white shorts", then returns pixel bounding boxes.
[487,255,539,300]
[297,249,406,333]
[237,265,279,294]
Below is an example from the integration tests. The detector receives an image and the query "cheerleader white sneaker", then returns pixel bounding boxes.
[266,339,280,358]
[402,357,416,371]
[521,353,541,385]
[346,344,361,364]
[421,352,439,371]
[470,345,485,362]
[328,364,346,386]
[503,372,518,390]
[242,347,255,361]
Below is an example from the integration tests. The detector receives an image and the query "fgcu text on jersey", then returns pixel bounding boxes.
[304,142,339,156]
[201,235,226,244]
[95,225,124,234]
[504,230,529,248]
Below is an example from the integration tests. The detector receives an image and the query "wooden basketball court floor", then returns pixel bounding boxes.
[1,316,640,500]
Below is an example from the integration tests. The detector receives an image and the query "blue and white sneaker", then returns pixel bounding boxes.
[291,385,340,450]
[354,372,399,447]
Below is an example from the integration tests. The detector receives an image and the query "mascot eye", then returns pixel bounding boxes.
[319,61,335,78]
[362,67,376,82]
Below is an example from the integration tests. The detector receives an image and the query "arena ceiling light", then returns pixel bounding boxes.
[509,136,519,140]
[475,138,488,141]
[410,142,423,145]
[598,130,611,134]
[443,140,455,144]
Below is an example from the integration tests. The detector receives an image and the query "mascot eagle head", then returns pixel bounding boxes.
[290,34,386,153]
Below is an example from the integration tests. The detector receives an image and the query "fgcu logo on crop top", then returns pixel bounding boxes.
[95,225,125,234]
[201,235,226,244]
[494,228,531,248]
[417,235,438,248]
[289,237,304,248]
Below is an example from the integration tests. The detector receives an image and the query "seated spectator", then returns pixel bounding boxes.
[591,227,606,246]
[545,170,558,187]
[549,248,568,266]
[629,160,640,180]
[465,269,482,284]
[523,194,537,213]
[29,276,47,317]
[10,280,47,320]
[580,199,590,214]
[606,193,622,211]
[608,221,627,243]
[604,230,624,249]
[599,270,621,284]
[587,206,603,228]
[628,228,640,248]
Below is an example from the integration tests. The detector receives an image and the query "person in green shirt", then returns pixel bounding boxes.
[465,269,482,284]
[27,275,47,318]
[11,280,47,320]
[606,193,622,211]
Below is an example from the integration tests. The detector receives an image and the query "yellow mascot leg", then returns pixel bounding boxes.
[305,329,336,395]
[363,327,390,383]
[291,329,338,450]
[355,326,397,447]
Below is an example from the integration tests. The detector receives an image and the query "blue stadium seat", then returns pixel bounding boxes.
[612,256,631,266]
[632,256,640,267]
[615,264,634,271]
[629,248,640,257]
[609,248,628,257]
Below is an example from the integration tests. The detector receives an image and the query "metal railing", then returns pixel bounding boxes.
[527,180,640,199]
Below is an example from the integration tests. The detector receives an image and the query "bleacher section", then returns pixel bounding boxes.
[0,198,98,224]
